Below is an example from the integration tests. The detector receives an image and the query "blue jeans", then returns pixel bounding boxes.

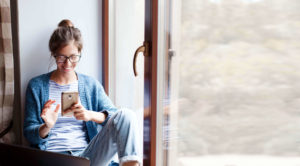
[63,109,142,166]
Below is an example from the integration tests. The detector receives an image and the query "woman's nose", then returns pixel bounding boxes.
[64,58,72,65]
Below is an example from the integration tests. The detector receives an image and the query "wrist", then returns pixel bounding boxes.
[87,110,94,121]
[39,123,52,139]
[90,111,106,124]
[44,123,53,129]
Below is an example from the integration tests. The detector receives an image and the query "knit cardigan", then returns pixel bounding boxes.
[23,71,117,150]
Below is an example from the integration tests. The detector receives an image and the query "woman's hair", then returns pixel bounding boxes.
[49,19,83,55]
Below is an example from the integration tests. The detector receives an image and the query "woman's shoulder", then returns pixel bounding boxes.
[77,73,99,83]
[28,72,51,87]
[77,73,103,89]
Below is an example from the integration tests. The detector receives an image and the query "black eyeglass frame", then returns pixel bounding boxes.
[54,54,82,63]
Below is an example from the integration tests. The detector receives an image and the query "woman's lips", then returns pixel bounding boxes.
[63,67,72,71]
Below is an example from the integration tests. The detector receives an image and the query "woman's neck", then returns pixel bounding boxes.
[50,70,78,85]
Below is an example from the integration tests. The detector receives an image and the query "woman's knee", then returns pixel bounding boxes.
[114,108,137,126]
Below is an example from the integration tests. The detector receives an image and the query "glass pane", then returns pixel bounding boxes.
[109,0,144,162]
[158,0,300,166]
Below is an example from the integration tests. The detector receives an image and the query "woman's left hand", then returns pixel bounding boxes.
[71,103,93,121]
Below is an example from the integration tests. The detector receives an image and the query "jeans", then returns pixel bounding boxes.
[61,109,142,166]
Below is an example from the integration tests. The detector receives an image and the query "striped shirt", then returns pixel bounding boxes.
[46,80,88,152]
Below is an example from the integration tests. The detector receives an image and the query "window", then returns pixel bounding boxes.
[157,0,300,165]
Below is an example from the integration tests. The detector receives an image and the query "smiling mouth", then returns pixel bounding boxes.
[63,67,72,71]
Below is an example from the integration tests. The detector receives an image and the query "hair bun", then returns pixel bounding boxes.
[58,19,74,28]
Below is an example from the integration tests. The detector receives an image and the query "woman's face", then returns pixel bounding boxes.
[55,42,80,74]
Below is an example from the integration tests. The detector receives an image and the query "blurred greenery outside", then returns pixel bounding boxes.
[170,0,300,159]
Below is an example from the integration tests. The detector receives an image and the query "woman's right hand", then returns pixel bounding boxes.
[41,99,60,129]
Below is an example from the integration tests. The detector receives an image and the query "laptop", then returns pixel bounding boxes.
[0,143,90,166]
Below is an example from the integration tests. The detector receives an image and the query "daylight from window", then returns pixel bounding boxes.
[162,0,300,166]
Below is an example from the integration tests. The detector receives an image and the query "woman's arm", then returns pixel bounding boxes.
[39,123,52,138]
[88,111,107,123]
[94,81,117,125]
[39,100,60,138]
[24,81,48,145]
[65,103,107,124]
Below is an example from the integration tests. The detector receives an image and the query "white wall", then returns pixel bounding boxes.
[18,0,102,135]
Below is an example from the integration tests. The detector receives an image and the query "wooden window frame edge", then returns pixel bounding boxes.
[102,0,109,94]
[144,0,158,165]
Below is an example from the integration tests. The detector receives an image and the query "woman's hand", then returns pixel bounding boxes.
[66,102,107,123]
[41,99,60,129]
[69,103,93,121]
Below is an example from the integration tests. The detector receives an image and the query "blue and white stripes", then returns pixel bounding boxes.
[46,80,88,152]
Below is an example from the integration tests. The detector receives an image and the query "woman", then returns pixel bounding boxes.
[23,19,141,166]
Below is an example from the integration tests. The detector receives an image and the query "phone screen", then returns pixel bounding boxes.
[61,92,79,117]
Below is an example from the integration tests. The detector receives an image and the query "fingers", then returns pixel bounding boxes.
[42,100,60,117]
[74,113,82,119]
[54,104,60,113]
[72,107,83,114]
[74,113,85,121]
[71,103,84,114]
[41,107,48,116]
[44,99,53,107]
[73,110,83,116]
[41,113,48,122]
[74,110,92,121]
[41,113,46,119]
[44,99,56,109]
[42,100,56,115]
[71,103,81,109]
[63,108,73,114]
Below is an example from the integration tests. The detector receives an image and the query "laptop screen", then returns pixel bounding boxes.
[0,143,90,166]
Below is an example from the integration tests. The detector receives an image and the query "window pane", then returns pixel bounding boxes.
[159,0,300,165]
[109,0,144,163]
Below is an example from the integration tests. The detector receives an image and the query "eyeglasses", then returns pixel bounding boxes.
[54,54,81,63]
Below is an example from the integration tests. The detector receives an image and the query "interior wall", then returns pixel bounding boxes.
[16,0,102,144]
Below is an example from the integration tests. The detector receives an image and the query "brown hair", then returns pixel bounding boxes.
[49,19,83,55]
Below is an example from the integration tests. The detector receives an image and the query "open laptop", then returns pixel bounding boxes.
[0,143,90,166]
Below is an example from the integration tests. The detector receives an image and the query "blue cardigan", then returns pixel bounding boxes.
[23,71,117,150]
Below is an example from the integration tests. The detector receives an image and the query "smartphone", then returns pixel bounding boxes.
[61,92,79,117]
